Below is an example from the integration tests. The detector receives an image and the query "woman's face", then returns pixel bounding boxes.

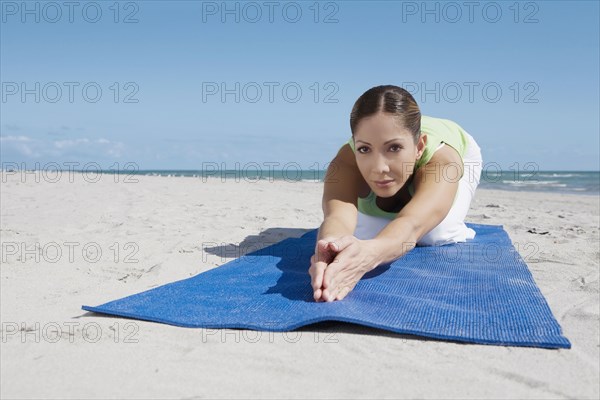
[353,112,426,198]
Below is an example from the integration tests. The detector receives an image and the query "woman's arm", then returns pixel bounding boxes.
[316,144,464,302]
[371,145,464,265]
[310,143,361,301]
[317,143,360,241]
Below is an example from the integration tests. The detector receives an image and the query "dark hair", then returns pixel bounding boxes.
[350,85,421,142]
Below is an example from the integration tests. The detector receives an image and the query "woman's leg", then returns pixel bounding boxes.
[354,212,391,240]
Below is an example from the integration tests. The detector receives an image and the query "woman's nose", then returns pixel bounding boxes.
[372,156,390,174]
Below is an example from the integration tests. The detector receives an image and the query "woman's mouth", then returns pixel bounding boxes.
[374,179,394,188]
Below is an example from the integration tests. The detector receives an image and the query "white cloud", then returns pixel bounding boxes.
[0,135,32,142]
[53,138,90,149]
[1,135,126,160]
[0,135,39,157]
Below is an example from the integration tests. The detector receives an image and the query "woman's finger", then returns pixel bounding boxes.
[310,261,327,291]
[318,238,335,254]
[327,236,355,254]
[323,255,346,289]
[325,285,340,302]
[313,287,323,302]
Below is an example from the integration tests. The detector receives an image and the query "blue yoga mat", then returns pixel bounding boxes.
[82,223,570,349]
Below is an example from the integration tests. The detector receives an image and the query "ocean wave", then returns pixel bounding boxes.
[538,173,580,178]
[502,180,567,187]
[300,179,322,183]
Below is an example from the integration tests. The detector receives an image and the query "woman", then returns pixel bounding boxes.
[309,85,483,302]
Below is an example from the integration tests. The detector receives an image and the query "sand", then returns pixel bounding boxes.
[1,172,598,399]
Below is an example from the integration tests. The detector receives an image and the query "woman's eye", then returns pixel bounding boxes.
[390,145,402,152]
[357,146,369,153]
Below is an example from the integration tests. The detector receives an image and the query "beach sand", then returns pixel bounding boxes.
[1,172,598,399]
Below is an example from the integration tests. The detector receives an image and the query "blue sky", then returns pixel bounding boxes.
[1,0,599,171]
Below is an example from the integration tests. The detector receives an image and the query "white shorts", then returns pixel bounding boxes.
[353,132,483,246]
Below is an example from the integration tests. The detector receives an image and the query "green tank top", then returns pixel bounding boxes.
[346,115,470,219]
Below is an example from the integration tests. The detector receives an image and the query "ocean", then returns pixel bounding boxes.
[2,167,598,196]
[477,170,599,195]
[121,169,599,196]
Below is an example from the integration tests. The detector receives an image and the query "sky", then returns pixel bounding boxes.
[1,0,599,171]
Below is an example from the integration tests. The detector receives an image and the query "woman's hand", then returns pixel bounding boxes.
[308,237,341,302]
[309,236,382,302]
